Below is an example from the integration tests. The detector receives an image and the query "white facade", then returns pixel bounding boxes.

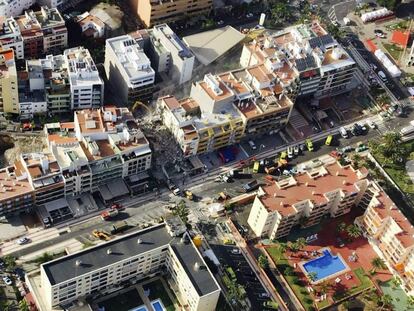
[0,0,34,18]
[104,35,155,105]
[64,47,104,110]
[0,18,25,59]
[151,24,195,84]
[247,163,369,239]
[33,226,220,311]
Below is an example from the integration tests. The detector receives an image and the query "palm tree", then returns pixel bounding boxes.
[278,242,288,255]
[258,255,269,269]
[19,299,29,311]
[288,241,300,253]
[307,271,318,282]
[378,294,393,310]
[346,224,362,239]
[391,276,402,289]
[351,153,362,169]
[338,222,347,233]
[318,280,331,294]
[371,257,386,273]
[296,237,306,251]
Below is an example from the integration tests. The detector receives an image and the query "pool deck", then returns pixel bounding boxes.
[298,247,351,285]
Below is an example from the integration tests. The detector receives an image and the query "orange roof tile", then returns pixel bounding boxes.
[391,30,410,47]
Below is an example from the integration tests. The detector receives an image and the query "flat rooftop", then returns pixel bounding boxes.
[42,224,219,296]
[259,162,366,216]
[183,26,245,66]
[106,35,155,81]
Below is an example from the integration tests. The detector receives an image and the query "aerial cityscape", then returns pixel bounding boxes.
[0,0,413,310]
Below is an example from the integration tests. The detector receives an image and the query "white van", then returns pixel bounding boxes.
[339,127,348,138]
[378,71,387,82]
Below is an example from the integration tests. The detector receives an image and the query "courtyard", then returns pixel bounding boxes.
[264,209,393,310]
[94,277,176,311]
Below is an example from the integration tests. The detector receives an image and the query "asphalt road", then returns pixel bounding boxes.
[209,242,269,310]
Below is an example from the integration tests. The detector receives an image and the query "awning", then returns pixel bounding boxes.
[98,178,129,201]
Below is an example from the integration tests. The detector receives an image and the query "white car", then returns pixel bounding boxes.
[367,120,376,129]
[16,237,30,245]
[259,292,270,298]
[246,13,254,18]
[248,140,257,150]
[287,146,294,159]
[230,248,241,254]
[2,276,12,286]
[217,20,224,25]
[293,145,299,155]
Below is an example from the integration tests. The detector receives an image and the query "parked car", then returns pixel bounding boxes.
[16,237,30,245]
[287,146,294,159]
[367,120,376,129]
[2,276,12,286]
[230,248,241,254]
[293,145,299,155]
[248,140,257,150]
[259,292,270,298]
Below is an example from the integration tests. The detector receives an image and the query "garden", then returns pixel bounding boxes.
[264,213,384,310]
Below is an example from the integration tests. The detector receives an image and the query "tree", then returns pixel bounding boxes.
[338,222,347,233]
[391,276,402,289]
[19,299,29,311]
[3,255,16,270]
[376,0,398,10]
[351,153,362,169]
[407,295,414,309]
[278,243,288,256]
[288,241,300,253]
[379,131,407,165]
[172,200,189,225]
[271,3,290,24]
[34,252,54,265]
[258,254,269,269]
[378,294,393,310]
[296,237,307,251]
[307,271,318,282]
[284,266,294,276]
[318,280,330,294]
[371,257,386,273]
[346,224,362,239]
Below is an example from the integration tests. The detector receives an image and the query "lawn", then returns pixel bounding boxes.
[333,268,373,301]
[144,279,176,311]
[267,246,315,311]
[98,289,143,311]
[383,43,403,61]
[380,279,414,310]
[386,20,410,31]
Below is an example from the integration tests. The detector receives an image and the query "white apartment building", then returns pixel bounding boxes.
[45,106,152,197]
[64,46,104,110]
[104,35,155,105]
[0,49,19,114]
[150,24,194,84]
[247,162,370,239]
[29,224,220,311]
[0,17,24,60]
[240,21,356,99]
[357,182,414,295]
[0,0,34,18]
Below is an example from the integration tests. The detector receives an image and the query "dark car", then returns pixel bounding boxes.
[242,180,259,192]
[351,123,363,136]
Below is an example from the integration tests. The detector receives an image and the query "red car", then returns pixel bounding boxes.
[111,203,125,211]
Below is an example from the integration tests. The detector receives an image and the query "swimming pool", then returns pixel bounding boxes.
[302,249,348,282]
[151,299,166,311]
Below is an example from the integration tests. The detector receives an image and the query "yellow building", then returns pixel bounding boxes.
[132,0,213,28]
[0,48,19,114]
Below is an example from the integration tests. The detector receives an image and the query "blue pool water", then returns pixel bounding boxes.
[151,299,166,311]
[303,249,347,281]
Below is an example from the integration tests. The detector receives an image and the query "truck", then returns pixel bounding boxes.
[100,209,119,221]
[110,221,129,234]
[92,230,110,241]
[242,180,259,193]
[264,159,287,174]
[185,190,193,200]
